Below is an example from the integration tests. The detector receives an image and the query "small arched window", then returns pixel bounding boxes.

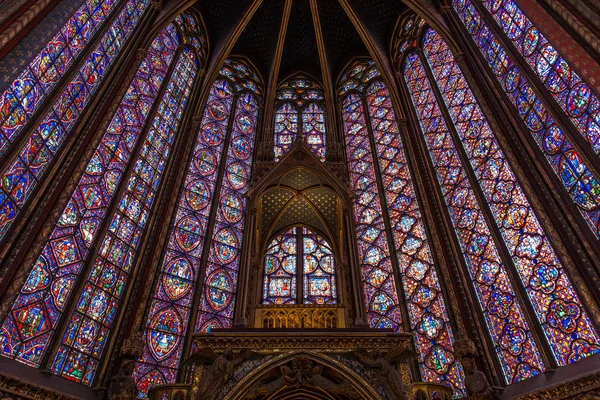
[262,227,336,305]
[274,77,326,162]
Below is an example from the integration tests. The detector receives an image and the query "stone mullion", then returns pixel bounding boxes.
[418,47,556,371]
[178,94,240,380]
[441,19,600,327]
[441,4,600,302]
[466,0,600,179]
[0,0,134,175]
[233,95,264,326]
[396,60,507,387]
[39,42,183,372]
[232,205,256,326]
[360,94,412,335]
[98,55,207,388]
[0,2,161,308]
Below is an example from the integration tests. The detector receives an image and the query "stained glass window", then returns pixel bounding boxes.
[0,0,126,159]
[51,45,198,385]
[134,59,261,397]
[262,227,337,305]
[403,50,545,383]
[274,77,326,161]
[0,0,150,241]
[481,0,600,156]
[420,28,600,369]
[340,60,464,395]
[452,0,600,238]
[0,22,180,369]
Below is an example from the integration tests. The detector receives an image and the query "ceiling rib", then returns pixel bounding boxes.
[261,0,293,141]
[309,0,340,145]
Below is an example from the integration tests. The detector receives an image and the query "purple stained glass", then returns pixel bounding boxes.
[403,50,545,383]
[134,59,260,397]
[452,0,600,238]
[302,103,326,162]
[0,0,150,241]
[274,103,297,161]
[364,77,464,393]
[274,76,327,161]
[0,0,122,158]
[51,47,198,385]
[422,28,600,368]
[195,91,259,333]
[342,91,403,331]
[0,24,179,369]
[481,0,600,156]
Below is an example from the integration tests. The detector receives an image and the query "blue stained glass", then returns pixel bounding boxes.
[452,0,600,237]
[0,23,179,369]
[51,47,198,385]
[0,0,150,241]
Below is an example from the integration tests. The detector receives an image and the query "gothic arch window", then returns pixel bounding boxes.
[395,15,600,385]
[274,76,326,162]
[0,13,205,385]
[338,60,465,395]
[0,0,151,240]
[262,226,337,305]
[451,0,600,238]
[133,58,261,396]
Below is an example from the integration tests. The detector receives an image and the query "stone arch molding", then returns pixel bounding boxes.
[224,351,382,400]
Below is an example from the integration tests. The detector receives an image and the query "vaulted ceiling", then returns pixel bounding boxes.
[188,0,413,88]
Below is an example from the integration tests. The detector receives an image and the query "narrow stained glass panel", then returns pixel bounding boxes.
[51,47,197,385]
[0,24,179,368]
[274,103,297,161]
[342,92,403,330]
[482,0,600,155]
[263,228,297,304]
[274,77,326,161]
[422,28,600,367]
[302,103,326,162]
[365,78,464,394]
[302,228,336,305]
[452,0,600,238]
[195,91,259,332]
[133,77,235,396]
[0,0,150,241]
[0,0,123,158]
[403,51,545,383]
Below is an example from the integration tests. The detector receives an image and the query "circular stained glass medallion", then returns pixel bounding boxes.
[220,193,243,223]
[214,228,239,263]
[227,162,248,190]
[194,149,217,176]
[186,180,211,211]
[206,269,233,312]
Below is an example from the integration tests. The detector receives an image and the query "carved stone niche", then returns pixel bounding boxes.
[148,330,417,400]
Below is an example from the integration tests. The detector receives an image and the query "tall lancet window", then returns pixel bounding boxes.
[134,59,261,396]
[452,0,600,237]
[0,14,205,384]
[339,60,465,395]
[395,15,600,385]
[274,76,326,161]
[262,227,337,305]
[0,0,151,240]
